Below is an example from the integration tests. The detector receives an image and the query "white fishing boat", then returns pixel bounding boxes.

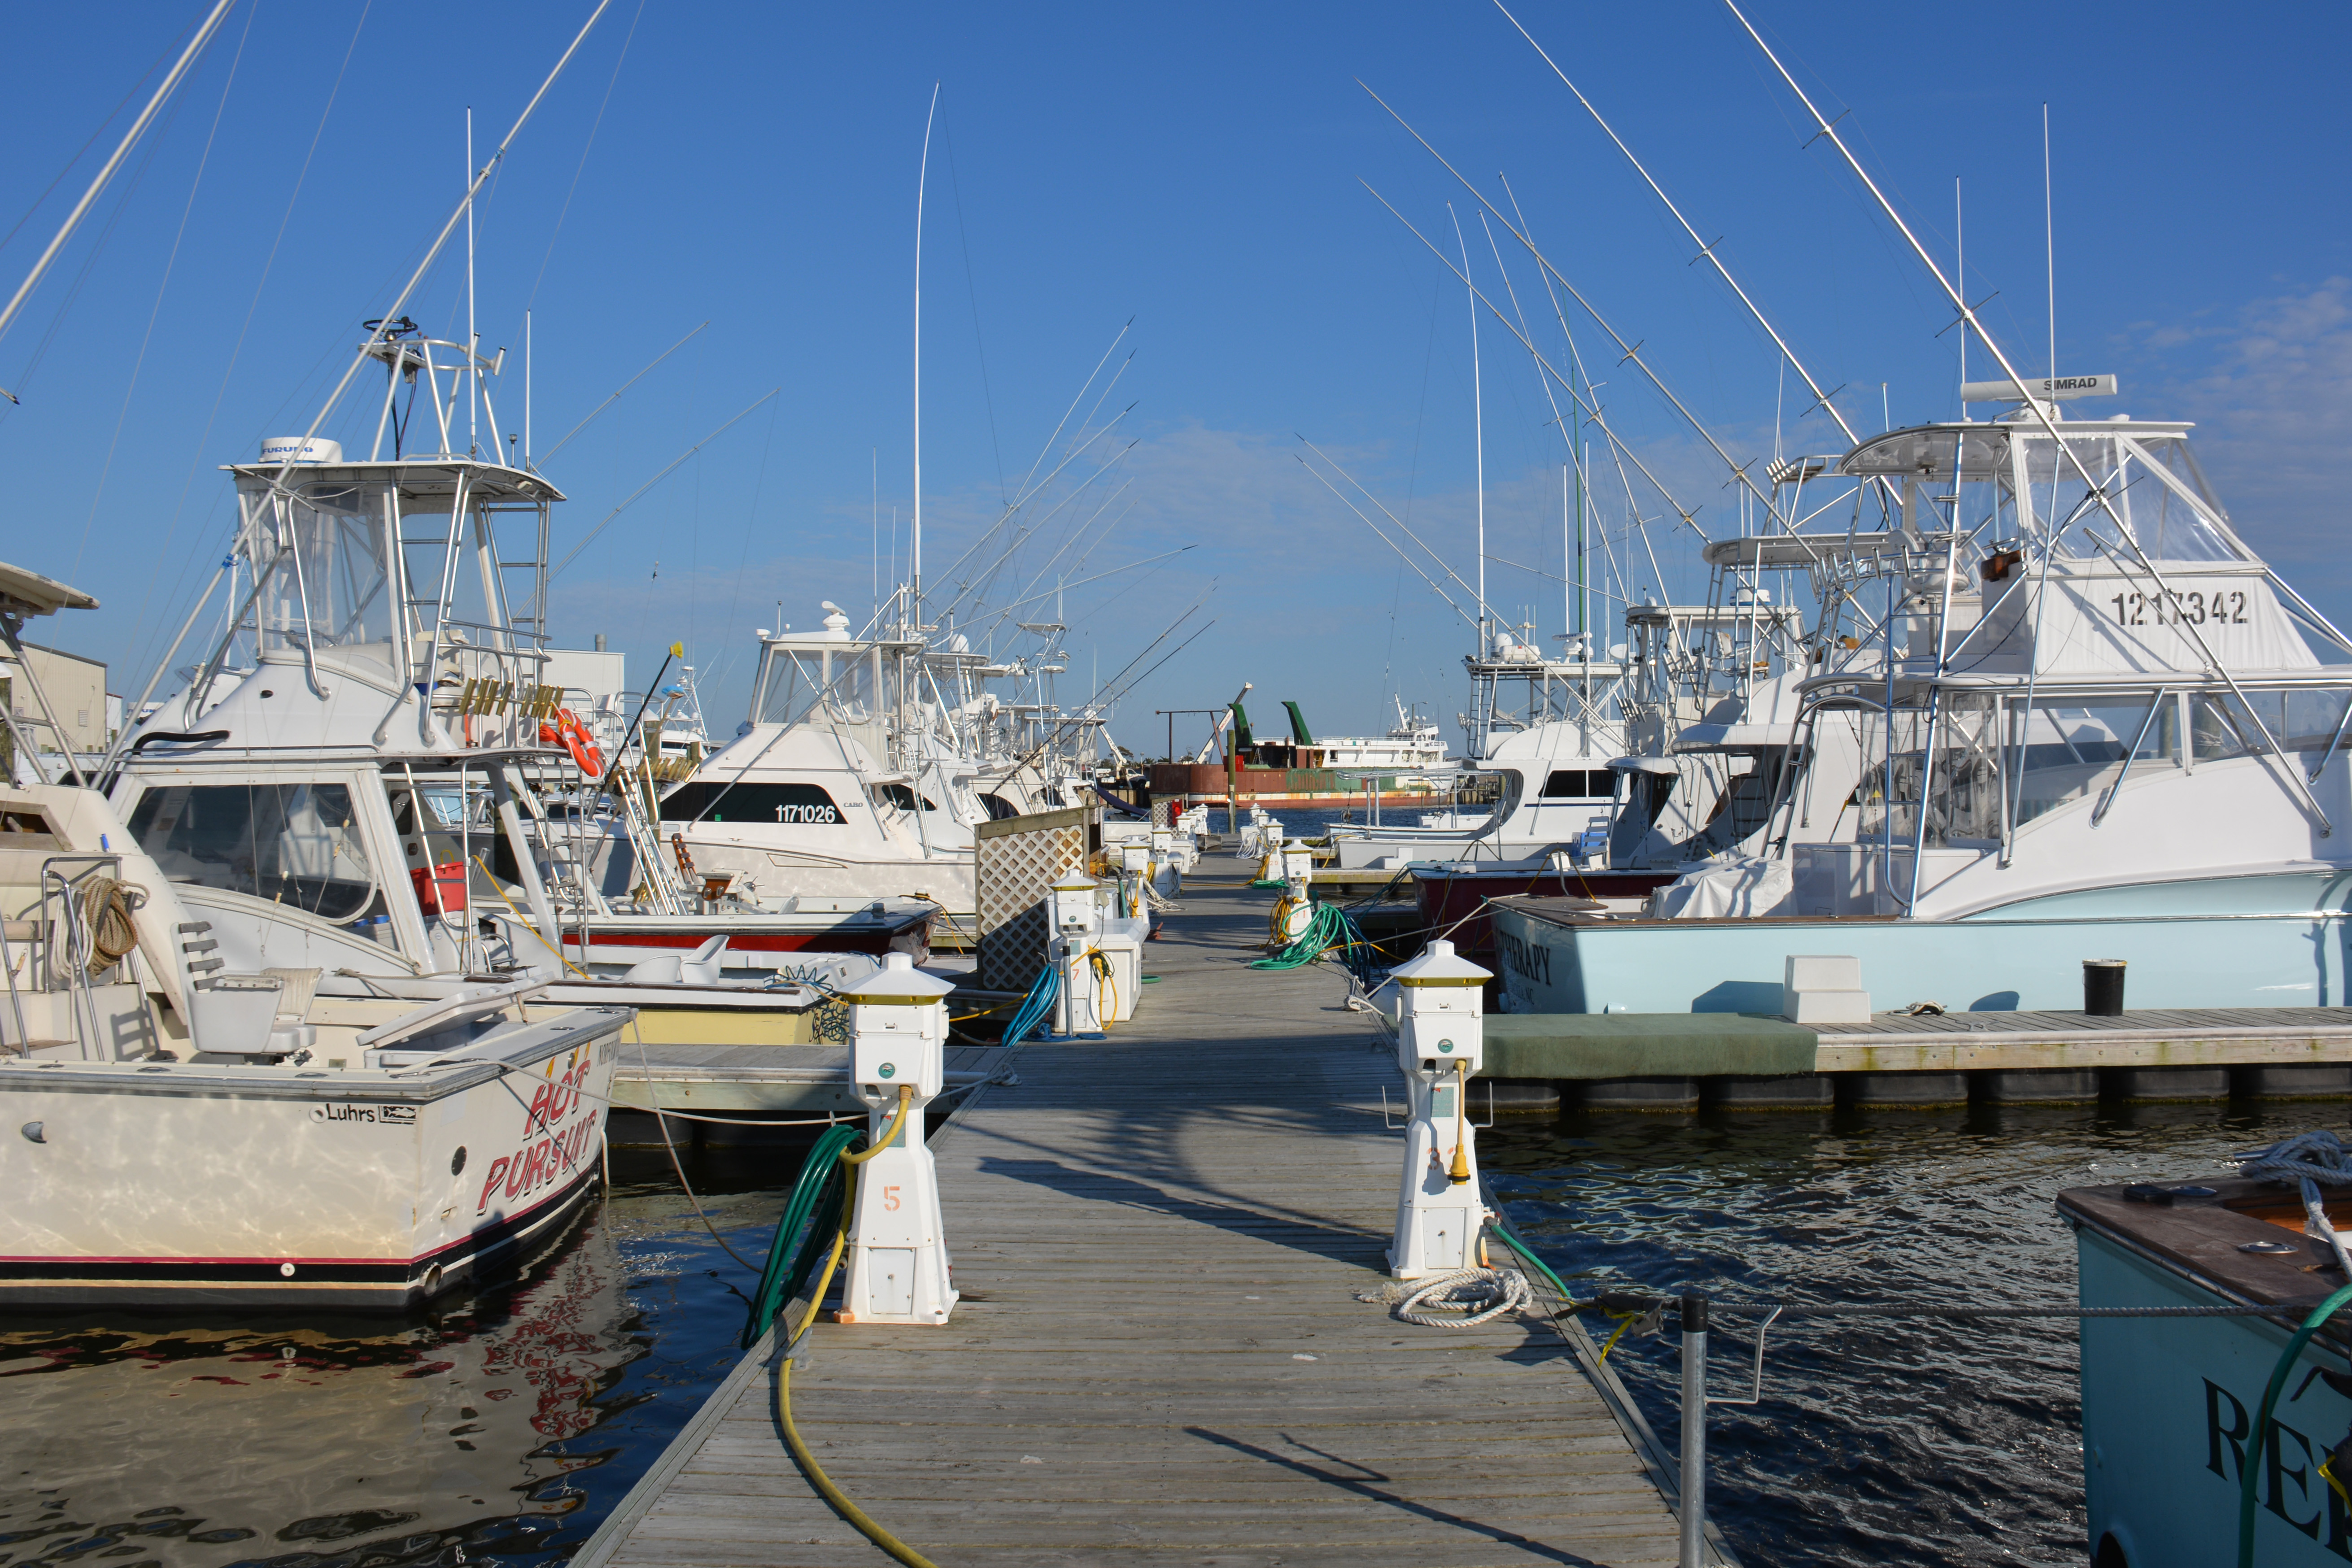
[651,608,982,924]
[1495,388,2352,1014]
[1330,639,1630,868]
[0,569,628,1311]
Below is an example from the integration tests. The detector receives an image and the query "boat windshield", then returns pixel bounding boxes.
[239,476,395,654]
[754,645,878,730]
[2027,432,2240,563]
[127,781,379,924]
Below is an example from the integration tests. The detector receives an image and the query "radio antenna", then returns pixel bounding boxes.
[2043,103,2056,379]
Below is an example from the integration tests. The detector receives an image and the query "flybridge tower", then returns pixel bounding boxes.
[170,373,564,755]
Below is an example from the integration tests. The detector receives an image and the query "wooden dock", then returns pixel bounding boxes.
[577,885,1719,1568]
[1809,1005,2352,1072]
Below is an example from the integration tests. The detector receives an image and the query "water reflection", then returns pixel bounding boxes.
[1487,1098,2341,1568]
[0,1151,795,1568]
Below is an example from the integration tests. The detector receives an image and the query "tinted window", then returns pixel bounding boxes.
[874,783,940,813]
[1540,769,1615,799]
[978,793,1022,821]
[659,780,842,825]
[128,782,377,923]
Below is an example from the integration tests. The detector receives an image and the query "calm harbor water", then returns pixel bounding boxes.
[1486,1098,2340,1568]
[0,1148,797,1568]
[6,1099,2334,1568]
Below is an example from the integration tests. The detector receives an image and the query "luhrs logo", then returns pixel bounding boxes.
[311,1102,418,1125]
[1495,929,1551,989]
[2207,1377,2352,1556]
[474,1048,598,1216]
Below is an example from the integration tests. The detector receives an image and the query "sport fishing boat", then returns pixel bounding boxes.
[100,428,874,1045]
[1495,388,2352,1014]
[0,565,628,1310]
[649,607,985,924]
[2060,1132,2352,1568]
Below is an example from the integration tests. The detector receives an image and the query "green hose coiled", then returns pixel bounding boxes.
[742,1124,866,1349]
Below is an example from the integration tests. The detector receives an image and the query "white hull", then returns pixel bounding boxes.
[0,1004,624,1310]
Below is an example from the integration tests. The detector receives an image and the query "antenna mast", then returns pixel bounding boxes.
[912,82,939,633]
[2043,103,2056,379]
[466,107,477,455]
[1448,204,1486,657]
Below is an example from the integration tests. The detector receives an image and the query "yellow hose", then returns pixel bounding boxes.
[840,1083,914,1167]
[776,1356,941,1568]
[1088,948,1118,1025]
[1447,1059,1472,1185]
[792,1227,848,1343]
[773,1171,936,1567]
[471,856,594,978]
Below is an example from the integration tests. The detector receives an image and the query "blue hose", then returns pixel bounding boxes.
[1002,963,1060,1045]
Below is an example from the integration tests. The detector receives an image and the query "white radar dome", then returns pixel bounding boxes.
[258,436,343,465]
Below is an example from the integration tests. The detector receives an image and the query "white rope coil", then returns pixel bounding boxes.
[1393,1267,1531,1329]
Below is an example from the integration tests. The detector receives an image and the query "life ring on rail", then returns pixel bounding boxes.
[538,707,603,777]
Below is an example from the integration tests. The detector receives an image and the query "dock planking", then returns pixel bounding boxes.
[578,884,1713,1568]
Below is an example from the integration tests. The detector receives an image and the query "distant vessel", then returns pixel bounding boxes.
[1147,695,1456,811]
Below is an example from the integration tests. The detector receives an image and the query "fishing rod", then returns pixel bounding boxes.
[0,0,238,404]
[538,319,708,464]
[942,438,1138,621]
[549,388,779,581]
[1361,179,1713,544]
[929,401,1138,614]
[1359,83,1789,535]
[1292,454,1481,637]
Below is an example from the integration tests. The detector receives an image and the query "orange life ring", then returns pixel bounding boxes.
[538,707,603,777]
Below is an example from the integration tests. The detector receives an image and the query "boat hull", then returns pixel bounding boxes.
[1147,762,1454,810]
[0,1006,625,1311]
[1492,887,2352,1014]
[2068,1188,2352,1568]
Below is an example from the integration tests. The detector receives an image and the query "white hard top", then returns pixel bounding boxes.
[221,455,564,504]
[0,560,96,617]
[1700,531,1964,570]
[1388,937,1491,985]
[840,950,957,1002]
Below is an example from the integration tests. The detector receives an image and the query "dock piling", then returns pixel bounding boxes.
[1679,1291,1710,1568]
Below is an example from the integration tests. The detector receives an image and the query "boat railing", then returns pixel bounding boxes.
[33,854,135,1061]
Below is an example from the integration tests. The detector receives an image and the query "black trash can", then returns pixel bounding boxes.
[2083,959,2127,1016]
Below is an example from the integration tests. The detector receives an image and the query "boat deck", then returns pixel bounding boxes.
[615,1041,1003,1120]
[576,885,1715,1567]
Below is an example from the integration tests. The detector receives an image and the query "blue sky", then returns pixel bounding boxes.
[4,1,2347,756]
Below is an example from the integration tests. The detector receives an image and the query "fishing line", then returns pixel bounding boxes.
[72,0,259,579]
[125,0,375,688]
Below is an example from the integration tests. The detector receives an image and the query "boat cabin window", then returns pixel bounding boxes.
[127,782,378,923]
[978,792,1022,821]
[659,780,842,825]
[2191,691,2348,764]
[873,783,940,814]
[1540,769,1614,800]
